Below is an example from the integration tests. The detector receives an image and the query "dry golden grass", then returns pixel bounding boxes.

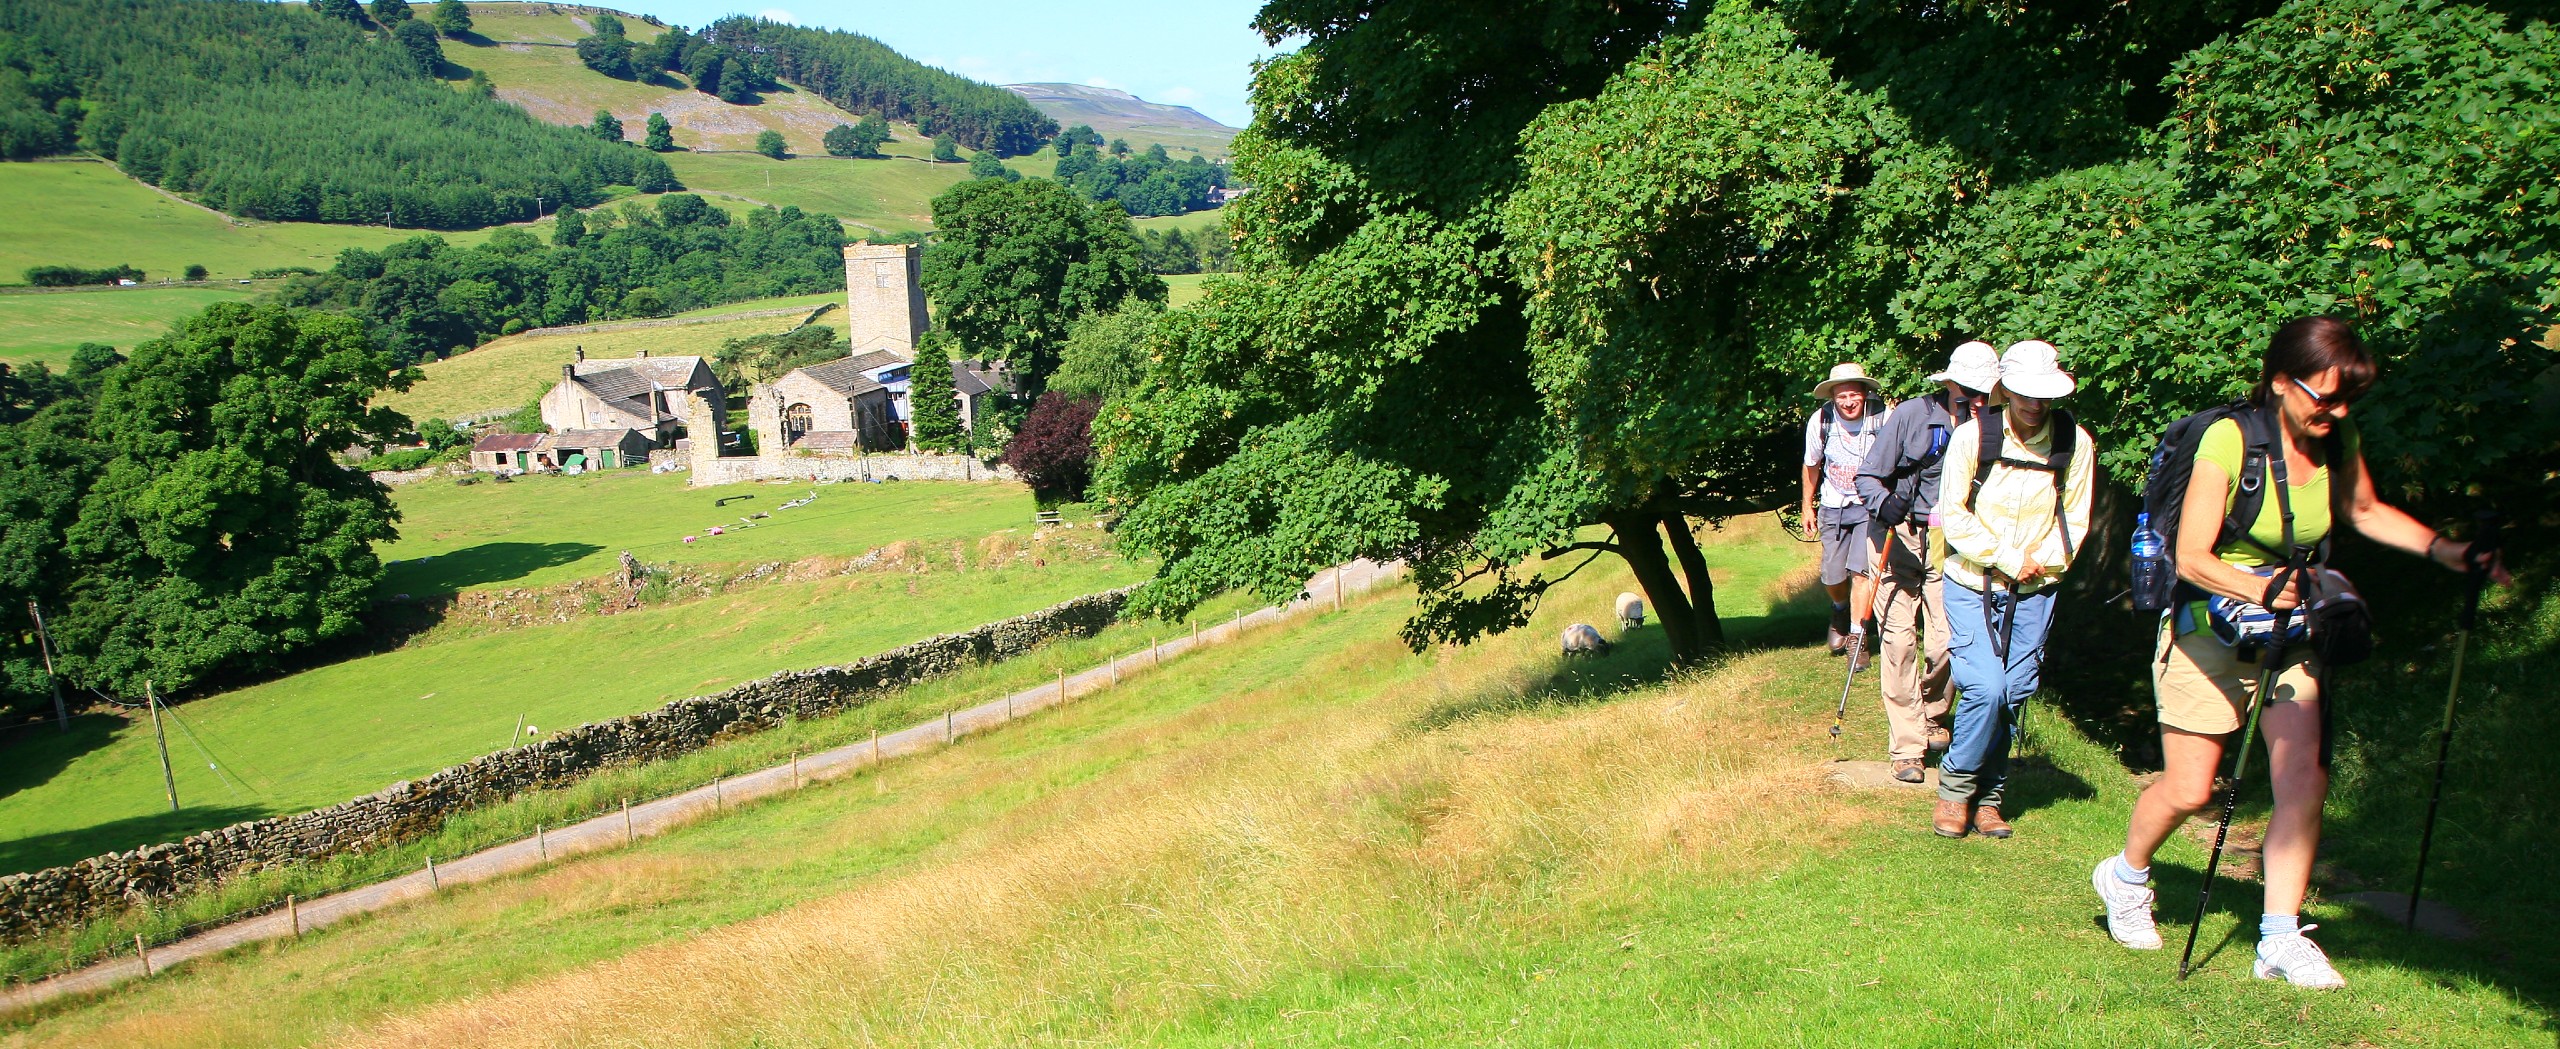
[338,574,1860,1048]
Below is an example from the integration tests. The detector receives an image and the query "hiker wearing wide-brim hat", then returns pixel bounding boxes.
[2090,316,2514,988]
[1853,341,1996,784]
[1930,340,2095,839]
[1802,362,1890,665]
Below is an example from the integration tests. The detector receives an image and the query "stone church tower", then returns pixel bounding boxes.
[843,242,928,355]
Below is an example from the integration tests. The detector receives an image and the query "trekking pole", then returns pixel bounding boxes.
[2406,511,2501,930]
[2178,609,2290,980]
[1829,632,1862,746]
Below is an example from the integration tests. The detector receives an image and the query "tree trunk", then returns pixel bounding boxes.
[1661,513,1723,647]
[1611,515,1706,666]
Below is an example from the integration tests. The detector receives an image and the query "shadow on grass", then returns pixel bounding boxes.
[379,540,605,597]
[0,799,269,877]
[1411,593,1832,734]
[0,713,122,807]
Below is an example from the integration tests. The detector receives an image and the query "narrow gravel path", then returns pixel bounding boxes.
[0,560,1400,1014]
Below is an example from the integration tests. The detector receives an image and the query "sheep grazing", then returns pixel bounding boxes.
[1561,623,1613,658]
[1616,592,1646,630]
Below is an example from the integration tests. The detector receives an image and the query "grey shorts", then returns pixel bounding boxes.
[1819,505,1873,586]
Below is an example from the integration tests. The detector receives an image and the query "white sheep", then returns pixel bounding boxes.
[1561,623,1613,658]
[1616,592,1646,630]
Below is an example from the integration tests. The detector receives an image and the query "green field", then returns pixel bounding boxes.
[0,160,498,285]
[1132,207,1230,236]
[1163,272,1213,308]
[0,472,1132,876]
[374,468,1041,597]
[6,519,2547,1047]
[0,285,259,369]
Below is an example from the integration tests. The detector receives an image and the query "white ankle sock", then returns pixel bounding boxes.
[2112,854,2149,885]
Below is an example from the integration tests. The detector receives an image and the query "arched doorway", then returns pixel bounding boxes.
[782,403,813,446]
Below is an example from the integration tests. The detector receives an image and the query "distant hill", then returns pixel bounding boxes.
[1005,84,1238,159]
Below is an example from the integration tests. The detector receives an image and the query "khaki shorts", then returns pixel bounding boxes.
[2152,614,2321,735]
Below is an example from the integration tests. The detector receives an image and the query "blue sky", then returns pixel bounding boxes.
[634,1,1278,128]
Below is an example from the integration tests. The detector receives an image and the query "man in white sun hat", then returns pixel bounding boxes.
[1928,340,2095,839]
[1802,362,1890,668]
[1854,341,1997,784]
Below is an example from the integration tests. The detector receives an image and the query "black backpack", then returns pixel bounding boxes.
[1870,392,1971,529]
[1963,404,2079,566]
[2130,400,2346,613]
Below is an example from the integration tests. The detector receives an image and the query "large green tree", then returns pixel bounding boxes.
[1093,0,2557,665]
[906,333,968,453]
[643,111,675,151]
[52,303,417,696]
[920,178,1165,390]
[429,0,469,36]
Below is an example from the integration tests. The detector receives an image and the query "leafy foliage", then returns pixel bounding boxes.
[1053,143,1229,216]
[589,109,623,144]
[1,304,416,704]
[1051,301,1164,401]
[921,178,1166,391]
[823,116,891,158]
[967,151,1017,181]
[643,112,676,151]
[429,0,470,37]
[0,0,676,228]
[931,133,960,163]
[755,129,788,159]
[24,264,142,287]
[276,197,846,363]
[693,16,1056,154]
[1099,0,2557,664]
[906,332,968,453]
[999,394,1100,498]
[709,323,842,393]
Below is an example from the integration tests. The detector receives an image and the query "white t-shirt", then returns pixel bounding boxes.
[1803,405,1887,510]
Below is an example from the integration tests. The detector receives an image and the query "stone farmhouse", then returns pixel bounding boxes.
[468,350,726,474]
[743,242,1018,457]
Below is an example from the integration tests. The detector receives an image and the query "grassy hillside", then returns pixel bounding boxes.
[373,467,1032,598]
[5,519,2547,1046]
[0,473,1124,875]
[0,285,256,369]
[461,5,941,160]
[375,302,822,423]
[0,160,499,284]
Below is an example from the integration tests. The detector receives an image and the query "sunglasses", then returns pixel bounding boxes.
[2288,375,2354,412]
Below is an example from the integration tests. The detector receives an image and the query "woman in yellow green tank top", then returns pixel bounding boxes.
[2090,317,2512,988]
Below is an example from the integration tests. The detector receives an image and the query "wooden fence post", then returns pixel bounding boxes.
[426,855,438,891]
[135,935,149,976]
[793,751,802,789]
[287,893,299,937]
[622,797,633,845]
[537,823,546,860]
[713,777,723,811]
[945,709,954,742]
[1058,669,1067,705]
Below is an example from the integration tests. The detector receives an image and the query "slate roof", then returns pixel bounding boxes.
[798,349,912,398]
[953,360,1013,397]
[571,356,706,388]
[538,428,643,451]
[472,432,544,453]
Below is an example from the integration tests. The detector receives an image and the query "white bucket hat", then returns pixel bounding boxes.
[1998,340,2076,399]
[1926,340,2000,394]
[1810,362,1879,399]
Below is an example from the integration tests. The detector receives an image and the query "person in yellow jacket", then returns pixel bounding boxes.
[1929,340,2095,839]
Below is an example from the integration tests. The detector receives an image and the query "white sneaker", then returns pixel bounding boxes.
[2091,857,2162,949]
[2254,926,2347,989]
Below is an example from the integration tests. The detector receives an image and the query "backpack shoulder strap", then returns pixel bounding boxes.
[2048,408,2078,564]
[2221,402,2281,559]
[1819,402,1836,445]
[1965,405,2004,515]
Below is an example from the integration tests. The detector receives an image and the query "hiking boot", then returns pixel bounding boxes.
[2091,857,2162,950]
[1932,799,1969,838]
[1829,606,1852,653]
[1892,758,1925,784]
[2255,926,2346,989]
[1972,804,2013,839]
[1849,635,1873,672]
[1926,725,1952,753]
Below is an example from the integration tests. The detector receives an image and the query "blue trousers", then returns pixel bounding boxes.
[1938,579,2056,808]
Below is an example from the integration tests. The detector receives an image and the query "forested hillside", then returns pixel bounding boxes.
[0,0,675,228]
[275,195,845,363]
[696,16,1057,155]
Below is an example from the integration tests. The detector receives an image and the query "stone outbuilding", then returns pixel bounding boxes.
[750,349,913,454]
[952,358,1017,433]
[468,432,544,474]
[538,350,727,446]
[534,428,653,472]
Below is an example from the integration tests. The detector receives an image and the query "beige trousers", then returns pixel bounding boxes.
[1875,520,1952,760]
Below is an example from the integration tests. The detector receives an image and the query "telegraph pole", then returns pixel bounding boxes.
[26,602,66,731]
[145,681,179,813]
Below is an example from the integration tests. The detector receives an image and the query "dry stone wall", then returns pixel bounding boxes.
[0,587,1133,943]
